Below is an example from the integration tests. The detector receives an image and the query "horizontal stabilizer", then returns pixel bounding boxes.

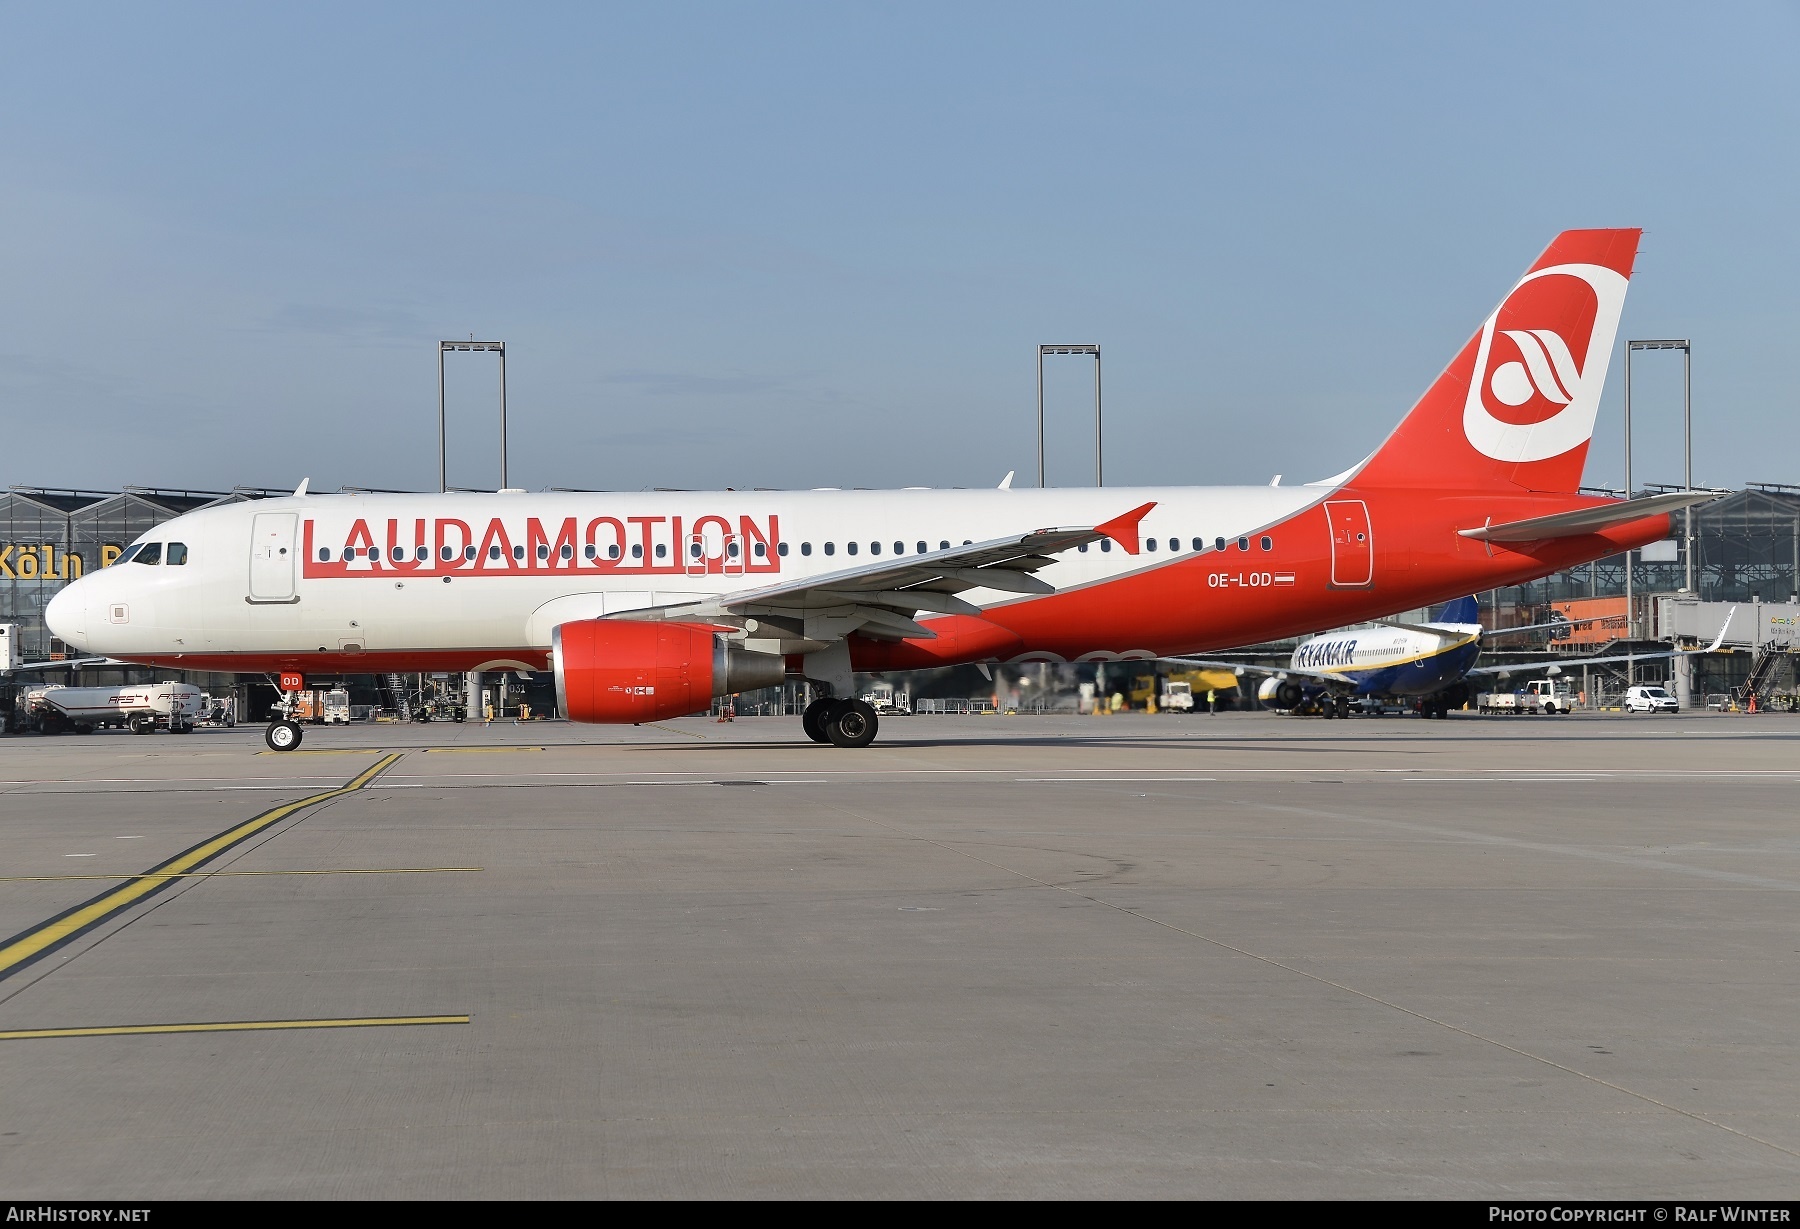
[1458,490,1723,543]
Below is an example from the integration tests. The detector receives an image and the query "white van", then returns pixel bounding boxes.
[1624,685,1678,714]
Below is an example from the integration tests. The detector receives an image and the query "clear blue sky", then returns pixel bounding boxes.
[2,2,1794,495]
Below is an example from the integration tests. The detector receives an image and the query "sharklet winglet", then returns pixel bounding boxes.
[1094,502,1157,555]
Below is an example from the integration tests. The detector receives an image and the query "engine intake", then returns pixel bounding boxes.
[553,619,786,724]
[1257,677,1304,710]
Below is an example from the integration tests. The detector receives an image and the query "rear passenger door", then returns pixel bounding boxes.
[1324,500,1373,588]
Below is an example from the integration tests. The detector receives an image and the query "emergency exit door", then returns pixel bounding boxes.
[248,512,298,602]
[1324,499,1373,588]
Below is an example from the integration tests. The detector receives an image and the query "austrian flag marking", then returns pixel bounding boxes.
[1273,572,1295,586]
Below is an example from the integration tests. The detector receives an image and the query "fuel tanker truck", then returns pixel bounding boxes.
[18,682,203,735]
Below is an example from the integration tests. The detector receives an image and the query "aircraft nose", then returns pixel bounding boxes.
[46,583,88,650]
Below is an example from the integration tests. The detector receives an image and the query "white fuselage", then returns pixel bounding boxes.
[49,485,1324,668]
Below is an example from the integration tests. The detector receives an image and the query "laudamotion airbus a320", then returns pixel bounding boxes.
[46,229,1720,751]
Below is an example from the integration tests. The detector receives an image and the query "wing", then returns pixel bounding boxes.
[1468,610,1736,677]
[1163,657,1353,689]
[611,504,1156,651]
[4,657,118,673]
[1482,614,1611,638]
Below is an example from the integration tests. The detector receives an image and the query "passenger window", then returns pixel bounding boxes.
[939,541,950,550]
[1078,543,1088,552]
[1260,535,1273,551]
[392,546,406,561]
[777,542,789,556]
[416,546,429,562]
[584,544,596,560]
[963,540,972,546]
[608,545,621,559]
[319,548,332,562]
[895,542,904,555]
[133,543,162,565]
[1170,538,1179,552]
[632,544,644,559]
[1192,538,1203,551]
[164,543,187,565]
[538,544,551,561]
[869,542,879,555]
[464,545,477,561]
[825,542,836,556]
[1237,537,1249,551]
[560,544,573,560]
[801,543,812,556]
[848,542,858,555]
[728,542,740,557]
[442,546,456,561]
[690,542,703,558]
[488,545,502,560]
[655,544,667,559]
[755,542,767,558]
[513,545,525,561]
[1145,538,1157,552]
[916,541,926,554]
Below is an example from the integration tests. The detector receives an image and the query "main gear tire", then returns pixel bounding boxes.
[802,697,837,744]
[826,699,880,748]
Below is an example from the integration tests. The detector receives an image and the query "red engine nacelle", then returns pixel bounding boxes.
[553,619,785,724]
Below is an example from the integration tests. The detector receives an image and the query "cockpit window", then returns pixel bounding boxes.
[115,544,144,565]
[132,543,162,566]
[166,543,188,566]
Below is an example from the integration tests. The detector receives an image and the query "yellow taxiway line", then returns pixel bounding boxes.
[0,867,481,883]
[0,1015,469,1040]
[253,748,389,756]
[0,753,402,981]
[421,746,544,753]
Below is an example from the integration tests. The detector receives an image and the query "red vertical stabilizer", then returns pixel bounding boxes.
[1355,229,1641,495]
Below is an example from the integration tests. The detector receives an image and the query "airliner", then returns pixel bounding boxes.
[45,228,1720,750]
[1188,597,1733,718]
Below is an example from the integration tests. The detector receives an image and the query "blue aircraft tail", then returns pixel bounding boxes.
[1434,595,1480,624]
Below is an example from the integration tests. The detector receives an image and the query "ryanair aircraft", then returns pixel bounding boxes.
[1179,597,1729,718]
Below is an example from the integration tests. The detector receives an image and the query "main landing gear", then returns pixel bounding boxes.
[265,720,304,751]
[802,697,880,748]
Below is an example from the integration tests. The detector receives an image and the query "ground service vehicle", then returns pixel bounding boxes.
[1625,685,1679,713]
[1479,679,1577,714]
[289,687,351,724]
[46,230,1721,751]
[862,681,910,715]
[23,682,203,734]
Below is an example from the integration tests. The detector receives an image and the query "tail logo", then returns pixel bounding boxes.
[1463,263,1628,463]
[1490,329,1580,407]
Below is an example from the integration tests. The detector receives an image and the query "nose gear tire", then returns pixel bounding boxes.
[265,720,303,751]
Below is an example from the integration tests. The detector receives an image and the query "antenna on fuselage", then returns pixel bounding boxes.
[293,478,310,497]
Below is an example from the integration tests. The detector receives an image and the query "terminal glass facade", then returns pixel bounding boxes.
[0,488,241,660]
